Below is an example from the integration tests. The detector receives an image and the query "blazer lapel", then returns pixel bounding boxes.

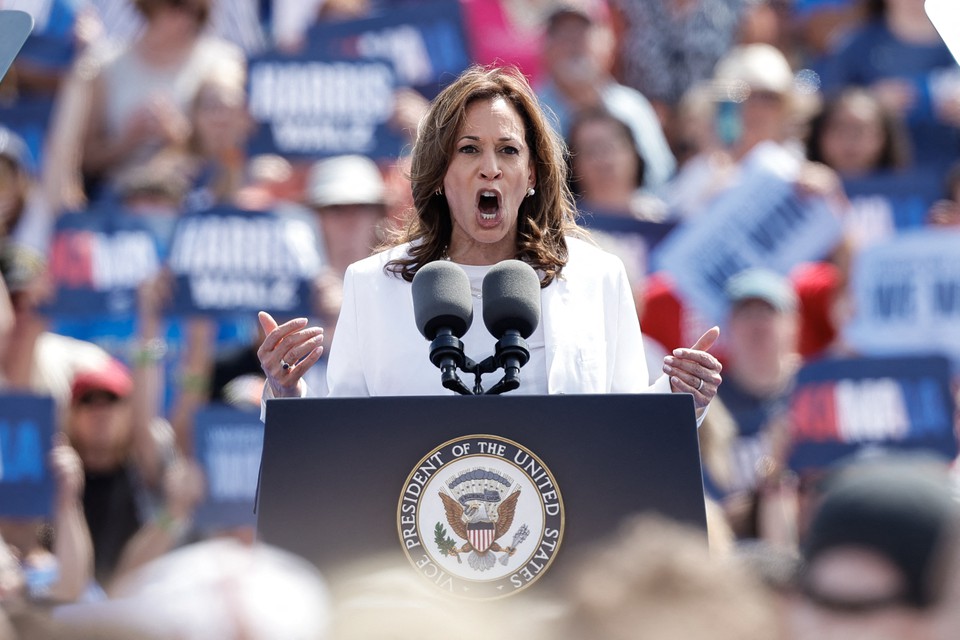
[542,273,571,394]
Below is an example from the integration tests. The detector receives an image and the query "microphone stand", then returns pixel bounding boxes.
[430,330,531,396]
[484,330,530,395]
[428,328,472,395]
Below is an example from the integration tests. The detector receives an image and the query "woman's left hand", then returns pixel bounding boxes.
[664,326,723,410]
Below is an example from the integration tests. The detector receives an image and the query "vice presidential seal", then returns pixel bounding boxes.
[397,435,564,599]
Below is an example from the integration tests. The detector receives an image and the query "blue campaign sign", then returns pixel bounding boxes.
[166,206,323,317]
[304,0,470,98]
[246,54,403,159]
[579,213,677,276]
[193,404,264,532]
[788,355,957,473]
[0,394,55,518]
[44,208,165,319]
[843,170,943,232]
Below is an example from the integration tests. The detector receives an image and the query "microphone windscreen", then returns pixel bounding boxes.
[412,260,474,339]
[482,260,541,339]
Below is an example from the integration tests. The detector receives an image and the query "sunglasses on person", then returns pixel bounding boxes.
[75,391,124,407]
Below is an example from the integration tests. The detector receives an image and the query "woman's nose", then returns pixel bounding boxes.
[479,152,502,180]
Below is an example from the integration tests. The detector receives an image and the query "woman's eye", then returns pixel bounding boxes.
[458,145,478,154]
[501,146,519,155]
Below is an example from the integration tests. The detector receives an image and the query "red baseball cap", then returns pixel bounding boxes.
[71,357,134,402]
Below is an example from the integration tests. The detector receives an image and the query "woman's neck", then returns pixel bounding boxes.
[446,234,516,266]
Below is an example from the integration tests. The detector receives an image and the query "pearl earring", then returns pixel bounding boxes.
[527,187,535,198]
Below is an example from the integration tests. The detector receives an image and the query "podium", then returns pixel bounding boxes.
[257,393,705,599]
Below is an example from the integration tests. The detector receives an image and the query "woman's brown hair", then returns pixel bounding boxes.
[385,65,581,287]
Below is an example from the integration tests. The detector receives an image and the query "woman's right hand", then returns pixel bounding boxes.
[257,311,324,397]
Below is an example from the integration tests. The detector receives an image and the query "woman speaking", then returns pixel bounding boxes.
[257,65,721,415]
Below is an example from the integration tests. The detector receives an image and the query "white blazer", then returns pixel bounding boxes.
[324,237,671,397]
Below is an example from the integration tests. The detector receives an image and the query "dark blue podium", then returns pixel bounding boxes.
[257,393,704,598]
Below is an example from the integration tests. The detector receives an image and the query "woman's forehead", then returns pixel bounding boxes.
[458,97,527,137]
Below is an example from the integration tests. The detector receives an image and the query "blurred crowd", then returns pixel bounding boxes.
[1,0,960,638]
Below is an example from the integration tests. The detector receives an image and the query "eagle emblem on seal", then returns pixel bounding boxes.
[436,468,528,571]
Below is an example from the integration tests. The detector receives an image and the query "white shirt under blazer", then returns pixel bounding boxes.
[324,236,671,397]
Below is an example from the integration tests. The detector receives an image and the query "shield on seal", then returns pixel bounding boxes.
[467,521,495,553]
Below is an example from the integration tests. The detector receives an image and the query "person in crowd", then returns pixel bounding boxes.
[45,0,245,206]
[790,453,960,640]
[257,65,721,411]
[806,86,912,180]
[0,436,94,605]
[181,72,253,212]
[789,256,854,362]
[714,268,802,539]
[546,513,783,639]
[53,538,331,640]
[306,155,390,280]
[87,0,267,56]
[791,0,864,63]
[819,0,960,179]
[737,0,806,60]
[805,88,915,248]
[927,161,960,228]
[0,127,54,263]
[661,42,832,221]
[535,2,677,191]
[0,245,114,415]
[64,356,203,588]
[170,153,390,429]
[608,0,741,160]
[327,555,547,639]
[643,43,845,360]
[566,107,667,221]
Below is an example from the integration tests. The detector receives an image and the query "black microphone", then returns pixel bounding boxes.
[412,261,474,394]
[482,260,541,394]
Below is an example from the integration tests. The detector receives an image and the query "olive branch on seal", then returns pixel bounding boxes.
[434,523,461,563]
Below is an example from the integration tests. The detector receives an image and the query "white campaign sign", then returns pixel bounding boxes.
[653,143,843,323]
[845,229,960,366]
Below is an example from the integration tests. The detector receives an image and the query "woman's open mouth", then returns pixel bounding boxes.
[477,190,501,220]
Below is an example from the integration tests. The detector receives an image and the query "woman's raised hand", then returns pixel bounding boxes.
[664,326,723,411]
[257,312,324,397]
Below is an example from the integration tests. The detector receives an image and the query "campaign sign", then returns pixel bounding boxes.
[167,206,322,317]
[789,355,956,472]
[0,394,55,518]
[193,405,264,532]
[652,144,843,323]
[843,170,943,236]
[246,54,401,159]
[579,214,676,276]
[304,0,470,97]
[844,229,960,367]
[45,209,164,318]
